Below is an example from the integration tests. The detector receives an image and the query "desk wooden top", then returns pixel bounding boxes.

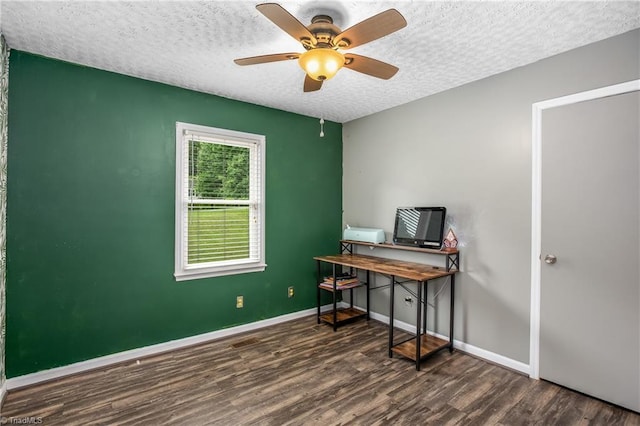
[313,253,454,282]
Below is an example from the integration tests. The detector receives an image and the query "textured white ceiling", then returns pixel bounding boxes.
[1,1,639,123]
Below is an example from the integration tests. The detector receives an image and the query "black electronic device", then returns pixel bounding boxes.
[392,207,447,249]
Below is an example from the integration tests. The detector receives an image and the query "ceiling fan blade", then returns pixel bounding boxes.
[334,9,407,49]
[234,53,300,66]
[343,54,399,80]
[303,75,323,92]
[256,3,317,45]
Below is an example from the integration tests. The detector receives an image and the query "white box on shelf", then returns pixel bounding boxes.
[343,227,385,244]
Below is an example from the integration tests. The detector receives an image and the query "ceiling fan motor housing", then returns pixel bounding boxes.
[302,15,350,49]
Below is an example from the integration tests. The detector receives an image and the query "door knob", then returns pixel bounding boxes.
[544,254,557,264]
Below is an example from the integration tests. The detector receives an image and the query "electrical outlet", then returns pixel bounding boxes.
[288,286,294,298]
[236,295,244,308]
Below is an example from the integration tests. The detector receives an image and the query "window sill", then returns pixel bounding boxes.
[174,263,267,281]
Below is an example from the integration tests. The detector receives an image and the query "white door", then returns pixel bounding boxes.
[539,90,639,412]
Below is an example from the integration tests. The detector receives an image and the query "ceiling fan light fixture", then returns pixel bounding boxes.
[298,48,344,81]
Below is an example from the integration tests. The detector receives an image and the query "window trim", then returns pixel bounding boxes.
[174,122,266,281]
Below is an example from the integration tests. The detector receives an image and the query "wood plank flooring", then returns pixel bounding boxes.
[2,316,639,425]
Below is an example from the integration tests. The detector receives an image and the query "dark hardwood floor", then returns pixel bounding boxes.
[2,316,639,425]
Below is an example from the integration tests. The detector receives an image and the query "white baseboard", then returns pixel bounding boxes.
[452,337,530,374]
[0,380,6,415]
[6,305,334,390]
[5,302,529,391]
[365,308,530,375]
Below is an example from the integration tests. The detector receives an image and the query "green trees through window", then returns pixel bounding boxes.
[191,142,249,200]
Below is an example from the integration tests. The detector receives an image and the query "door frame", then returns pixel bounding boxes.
[529,79,640,379]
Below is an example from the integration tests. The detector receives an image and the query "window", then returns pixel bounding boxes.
[175,122,265,280]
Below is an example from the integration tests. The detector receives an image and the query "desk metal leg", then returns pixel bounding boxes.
[316,260,321,324]
[366,270,370,320]
[415,280,423,371]
[422,281,427,334]
[388,275,395,358]
[449,273,455,352]
[332,263,337,332]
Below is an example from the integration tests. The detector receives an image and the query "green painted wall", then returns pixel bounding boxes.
[6,51,342,377]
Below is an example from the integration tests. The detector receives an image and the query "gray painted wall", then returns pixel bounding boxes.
[342,29,640,364]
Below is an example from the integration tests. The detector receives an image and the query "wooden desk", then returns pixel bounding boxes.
[313,253,456,370]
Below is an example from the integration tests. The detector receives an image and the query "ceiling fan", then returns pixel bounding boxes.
[234,3,407,92]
